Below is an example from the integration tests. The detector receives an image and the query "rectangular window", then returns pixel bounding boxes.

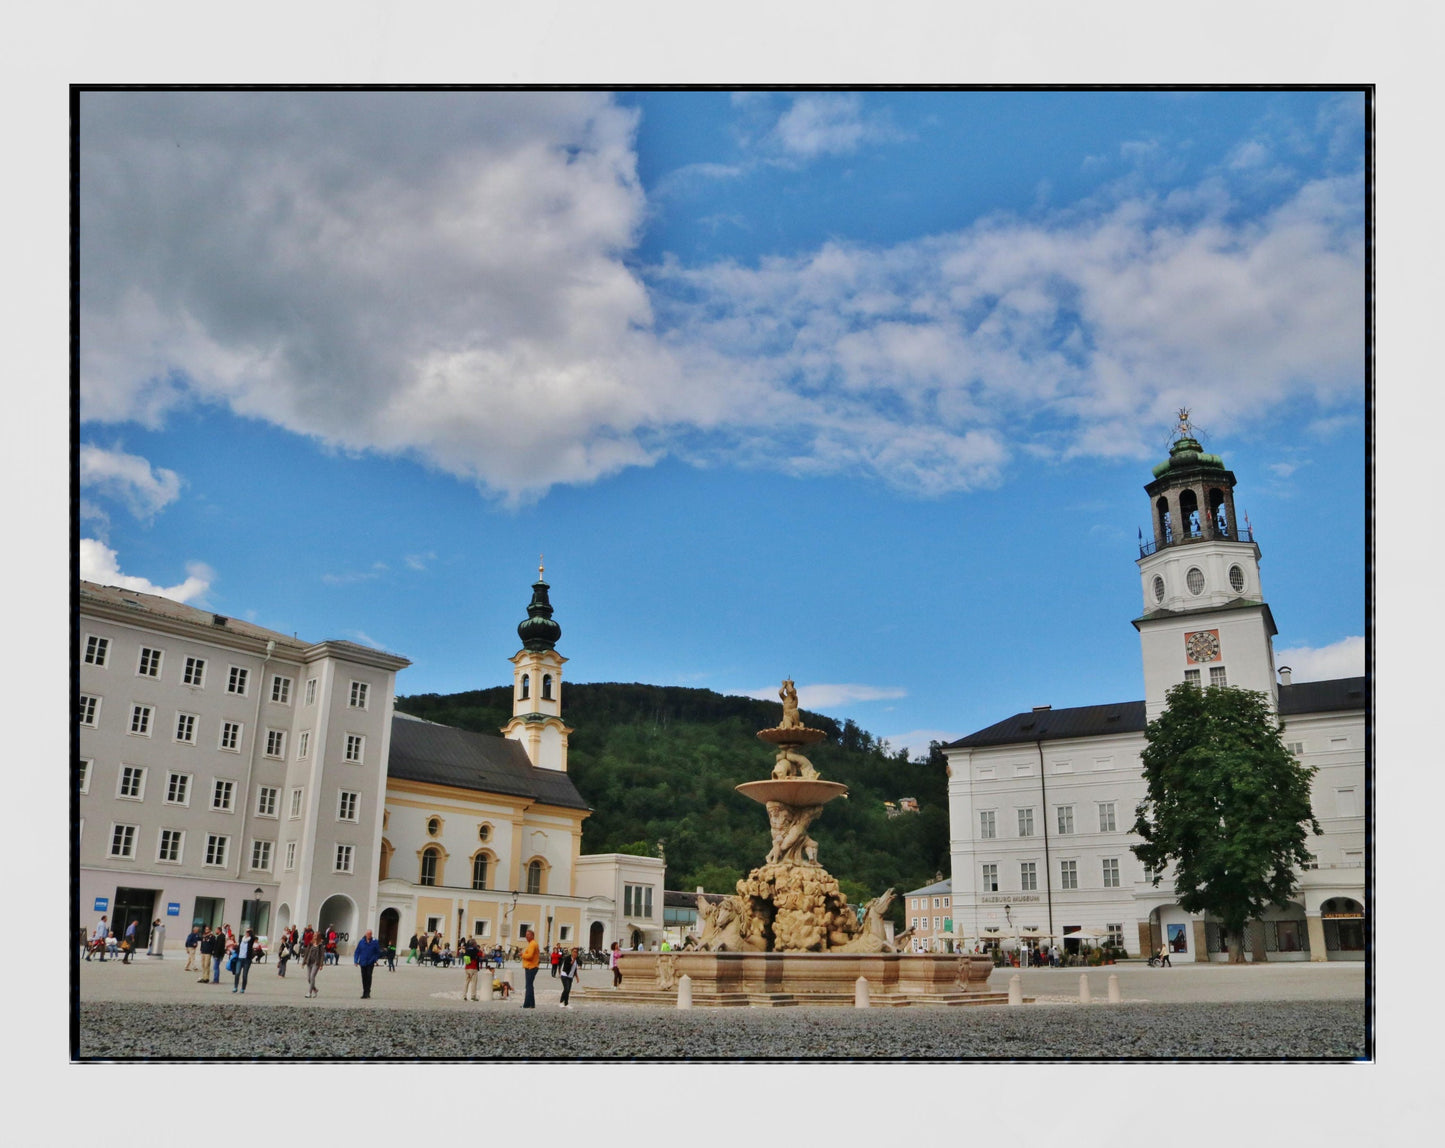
[1286,741,1305,756]
[297,730,310,759]
[79,694,100,726]
[284,841,297,871]
[911,917,919,929]
[157,828,184,863]
[1053,759,1073,774]
[932,897,941,908]
[1093,756,1113,771]
[977,766,995,779]
[645,887,653,917]
[345,734,364,763]
[182,656,206,687]
[250,839,273,871]
[117,765,146,800]
[289,787,303,819]
[1098,802,1117,832]
[264,729,286,758]
[174,712,197,744]
[1335,788,1360,818]
[1015,763,1033,777]
[933,916,940,930]
[84,634,110,666]
[305,678,317,705]
[1020,862,1037,891]
[943,897,949,908]
[349,680,369,709]
[219,721,241,751]
[473,920,492,938]
[335,844,354,873]
[77,759,92,794]
[1184,668,1201,687]
[227,665,249,695]
[1017,808,1035,837]
[1102,858,1121,887]
[337,790,359,821]
[109,823,137,859]
[1059,860,1078,889]
[1106,923,1125,948]
[271,675,292,704]
[129,704,153,736]
[1209,666,1228,688]
[137,646,163,677]
[211,779,235,812]
[1057,805,1075,834]
[165,771,191,806]
[204,834,229,867]
[256,786,278,818]
[979,810,996,839]
[981,864,998,891]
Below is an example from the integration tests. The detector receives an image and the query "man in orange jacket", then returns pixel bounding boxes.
[520,929,541,1009]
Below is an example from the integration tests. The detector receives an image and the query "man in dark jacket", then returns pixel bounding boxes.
[183,926,200,971]
[354,929,382,999]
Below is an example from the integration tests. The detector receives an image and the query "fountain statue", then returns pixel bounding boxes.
[692,680,910,954]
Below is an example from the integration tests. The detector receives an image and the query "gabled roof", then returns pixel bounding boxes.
[1278,676,1367,715]
[946,701,1148,749]
[905,877,952,897]
[388,712,590,812]
[946,676,1366,750]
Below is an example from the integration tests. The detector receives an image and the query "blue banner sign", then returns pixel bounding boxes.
[94,897,109,912]
[167,903,181,916]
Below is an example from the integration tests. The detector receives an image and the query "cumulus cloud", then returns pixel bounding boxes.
[80,92,1364,503]
[79,444,182,518]
[1275,636,1365,682]
[742,683,907,709]
[79,538,212,603]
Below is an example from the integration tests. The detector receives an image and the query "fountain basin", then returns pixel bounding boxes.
[736,779,849,807]
[756,726,828,746]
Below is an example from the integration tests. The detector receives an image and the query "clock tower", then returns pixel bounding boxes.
[502,563,573,772]
[1134,411,1278,720]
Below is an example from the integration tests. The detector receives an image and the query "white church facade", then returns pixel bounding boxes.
[944,418,1366,962]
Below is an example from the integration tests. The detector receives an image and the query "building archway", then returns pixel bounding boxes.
[316,893,358,953]
[378,907,400,950]
[276,902,292,936]
[1321,897,1365,959]
[589,920,605,953]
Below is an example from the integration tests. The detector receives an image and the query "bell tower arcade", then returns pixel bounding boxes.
[502,562,573,772]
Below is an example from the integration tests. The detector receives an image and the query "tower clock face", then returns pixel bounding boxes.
[1185,630,1221,664]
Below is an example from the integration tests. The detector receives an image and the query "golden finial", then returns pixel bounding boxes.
[539,554,545,580]
[1176,407,1193,437]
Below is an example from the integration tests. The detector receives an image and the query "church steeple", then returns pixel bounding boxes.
[502,561,572,772]
[1134,411,1277,719]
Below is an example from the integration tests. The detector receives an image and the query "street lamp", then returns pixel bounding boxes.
[253,886,263,937]
[1004,902,1015,968]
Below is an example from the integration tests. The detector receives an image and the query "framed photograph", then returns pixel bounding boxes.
[1167,923,1188,953]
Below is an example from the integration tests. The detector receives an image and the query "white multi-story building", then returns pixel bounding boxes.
[78,570,661,956]
[78,582,409,948]
[945,417,1366,962]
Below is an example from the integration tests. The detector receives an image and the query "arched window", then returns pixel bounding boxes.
[1156,496,1172,545]
[527,859,543,895]
[378,838,393,881]
[1208,488,1228,536]
[420,847,440,887]
[542,674,553,701]
[1179,489,1200,537]
[520,674,530,700]
[472,852,490,891]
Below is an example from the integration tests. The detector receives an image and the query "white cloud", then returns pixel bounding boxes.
[742,683,907,709]
[79,538,212,604]
[321,562,388,586]
[1275,636,1365,682]
[403,552,436,571]
[79,93,1364,503]
[79,444,182,518]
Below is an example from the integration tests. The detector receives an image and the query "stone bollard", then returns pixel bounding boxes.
[1008,974,1022,1006]
[1108,973,1121,1004]
[855,976,870,1009]
[677,973,693,1010]
[1078,974,1092,1004]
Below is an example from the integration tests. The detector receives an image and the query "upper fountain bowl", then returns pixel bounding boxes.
[757,726,829,746]
[736,779,849,807]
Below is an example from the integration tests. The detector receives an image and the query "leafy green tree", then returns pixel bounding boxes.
[1132,683,1321,962]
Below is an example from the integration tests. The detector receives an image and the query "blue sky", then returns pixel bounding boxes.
[76,90,1366,754]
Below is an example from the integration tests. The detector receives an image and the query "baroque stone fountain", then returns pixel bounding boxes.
[604,681,1002,1006]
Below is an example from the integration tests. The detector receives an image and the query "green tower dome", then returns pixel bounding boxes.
[517,567,561,652]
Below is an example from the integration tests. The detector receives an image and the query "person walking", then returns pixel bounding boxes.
[303,932,325,997]
[215,932,232,984]
[90,915,109,962]
[520,929,541,1008]
[558,947,580,1008]
[354,929,381,999]
[276,931,292,978]
[183,925,200,971]
[609,941,622,988]
[550,945,562,979]
[231,929,257,993]
[1158,942,1172,968]
[462,939,481,1002]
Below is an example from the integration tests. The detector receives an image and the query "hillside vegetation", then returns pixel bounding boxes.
[395,683,949,914]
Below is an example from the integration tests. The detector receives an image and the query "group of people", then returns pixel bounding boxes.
[83,914,142,963]
[405,931,511,968]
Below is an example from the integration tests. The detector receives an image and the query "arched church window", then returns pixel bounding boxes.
[520,674,530,700]
[1179,489,1200,537]
[527,860,543,895]
[542,674,553,701]
[472,853,489,891]
[1156,496,1172,545]
[420,848,439,887]
[1209,489,1228,536]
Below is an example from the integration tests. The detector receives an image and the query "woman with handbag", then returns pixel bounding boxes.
[303,933,326,998]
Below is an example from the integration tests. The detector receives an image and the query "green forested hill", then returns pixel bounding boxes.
[395,683,949,914]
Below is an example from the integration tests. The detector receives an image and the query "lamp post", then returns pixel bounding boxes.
[253,886,264,938]
[1004,902,1015,968]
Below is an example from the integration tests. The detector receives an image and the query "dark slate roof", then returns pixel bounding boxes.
[946,701,1148,749]
[1278,676,1367,715]
[663,889,730,909]
[946,676,1367,750]
[387,713,590,812]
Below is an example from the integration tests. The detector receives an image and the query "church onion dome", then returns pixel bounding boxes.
[517,575,561,652]
[1150,432,1225,479]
